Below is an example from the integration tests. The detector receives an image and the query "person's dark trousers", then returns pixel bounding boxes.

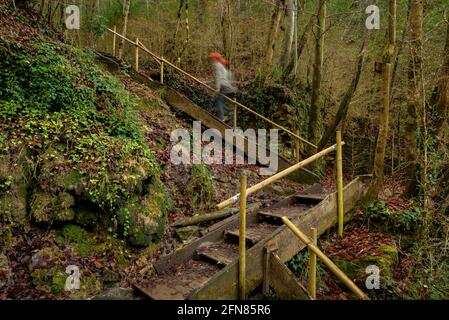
[215,91,235,121]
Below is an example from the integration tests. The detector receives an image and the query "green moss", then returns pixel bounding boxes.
[59,224,101,256]
[116,179,168,247]
[50,271,68,294]
[55,170,85,194]
[187,164,215,213]
[0,154,28,226]
[69,274,102,299]
[175,226,199,241]
[333,245,399,287]
[74,206,100,227]
[30,190,75,224]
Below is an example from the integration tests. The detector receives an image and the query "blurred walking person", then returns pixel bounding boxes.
[209,52,237,122]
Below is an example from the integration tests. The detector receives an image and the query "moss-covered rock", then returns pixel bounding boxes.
[175,225,200,241]
[29,246,66,294]
[59,224,104,256]
[187,164,215,213]
[0,153,29,226]
[0,253,12,287]
[54,170,85,195]
[117,180,168,247]
[333,245,399,288]
[74,206,100,227]
[28,245,102,297]
[30,189,76,223]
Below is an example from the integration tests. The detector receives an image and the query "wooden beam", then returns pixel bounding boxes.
[269,253,311,300]
[172,208,239,228]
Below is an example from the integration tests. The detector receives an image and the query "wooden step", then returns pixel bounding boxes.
[134,260,219,300]
[196,241,239,266]
[258,203,313,221]
[225,223,278,245]
[293,193,325,204]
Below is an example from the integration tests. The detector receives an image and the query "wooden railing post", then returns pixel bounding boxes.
[233,98,237,129]
[281,217,369,300]
[135,37,139,72]
[295,130,301,163]
[112,26,116,56]
[239,175,247,300]
[336,130,344,238]
[160,57,165,84]
[309,227,317,299]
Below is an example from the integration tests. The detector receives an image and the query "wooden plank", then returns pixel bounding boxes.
[293,193,325,203]
[197,241,239,266]
[269,253,311,300]
[136,260,219,300]
[189,177,367,300]
[155,206,261,273]
[225,223,278,245]
[258,206,310,221]
[172,207,239,227]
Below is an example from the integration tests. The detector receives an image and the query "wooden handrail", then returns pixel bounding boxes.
[216,143,342,210]
[106,27,317,150]
[282,217,370,300]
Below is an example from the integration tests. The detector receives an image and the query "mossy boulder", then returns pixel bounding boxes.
[74,206,100,228]
[175,225,200,241]
[187,164,216,213]
[0,253,12,287]
[54,170,85,195]
[117,181,168,247]
[58,224,106,256]
[0,153,29,226]
[29,246,67,294]
[29,245,102,297]
[30,189,76,224]
[332,245,399,288]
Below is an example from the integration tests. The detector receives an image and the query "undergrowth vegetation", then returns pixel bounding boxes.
[0,30,167,246]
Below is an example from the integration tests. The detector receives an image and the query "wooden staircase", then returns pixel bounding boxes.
[134,177,368,300]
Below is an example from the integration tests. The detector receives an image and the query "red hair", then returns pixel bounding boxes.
[209,52,229,65]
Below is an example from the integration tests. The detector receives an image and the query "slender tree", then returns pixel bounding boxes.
[279,0,296,69]
[317,29,369,150]
[308,0,326,155]
[364,0,396,202]
[433,17,449,141]
[403,0,423,197]
[118,0,131,59]
[221,0,233,62]
[264,0,285,67]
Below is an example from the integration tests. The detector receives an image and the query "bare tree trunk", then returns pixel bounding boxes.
[307,0,325,154]
[284,13,314,77]
[403,0,423,197]
[433,18,449,141]
[221,0,232,62]
[170,0,185,59]
[280,0,296,69]
[390,0,411,96]
[364,0,396,202]
[264,0,285,67]
[177,0,190,65]
[317,29,369,150]
[118,0,131,60]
